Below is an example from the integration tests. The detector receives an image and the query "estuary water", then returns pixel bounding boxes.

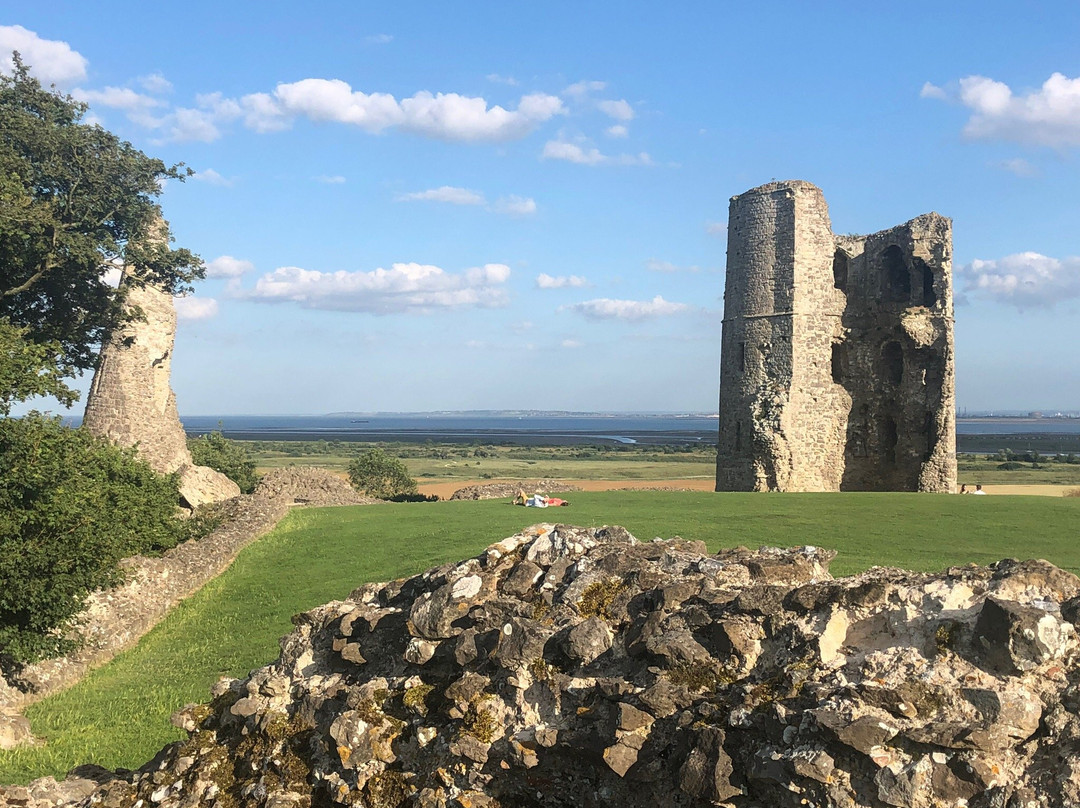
[159,414,1080,447]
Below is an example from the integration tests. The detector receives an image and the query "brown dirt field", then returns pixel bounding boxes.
[418,479,1077,499]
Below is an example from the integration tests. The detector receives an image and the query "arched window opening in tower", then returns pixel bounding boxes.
[832,249,849,292]
[831,342,845,384]
[881,341,903,385]
[881,245,911,303]
[918,260,938,308]
[883,416,898,464]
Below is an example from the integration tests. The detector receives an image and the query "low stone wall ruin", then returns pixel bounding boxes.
[0,468,375,748]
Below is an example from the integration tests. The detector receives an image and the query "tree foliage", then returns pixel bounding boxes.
[0,414,187,664]
[0,318,76,414]
[0,54,203,387]
[189,431,259,494]
[348,449,418,500]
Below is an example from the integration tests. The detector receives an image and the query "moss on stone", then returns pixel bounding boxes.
[364,769,411,808]
[577,578,625,620]
[403,683,435,715]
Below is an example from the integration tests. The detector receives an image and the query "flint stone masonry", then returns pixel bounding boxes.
[82,268,239,508]
[716,180,956,492]
[9,525,1080,807]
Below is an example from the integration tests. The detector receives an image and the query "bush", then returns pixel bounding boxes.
[347,449,418,500]
[0,414,186,664]
[188,431,259,493]
[997,461,1025,471]
[387,492,439,503]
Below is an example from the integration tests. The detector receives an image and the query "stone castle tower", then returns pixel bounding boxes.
[715,181,955,492]
[83,233,240,508]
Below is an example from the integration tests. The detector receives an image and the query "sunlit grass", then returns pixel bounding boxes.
[2,490,1078,783]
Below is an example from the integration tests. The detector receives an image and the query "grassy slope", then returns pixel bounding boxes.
[2,491,1078,782]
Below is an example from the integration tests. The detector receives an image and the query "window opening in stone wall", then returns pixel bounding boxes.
[883,416,898,464]
[918,260,937,308]
[832,249,849,292]
[924,411,936,461]
[739,342,745,372]
[881,341,903,385]
[831,342,845,384]
[882,245,911,303]
[735,420,742,452]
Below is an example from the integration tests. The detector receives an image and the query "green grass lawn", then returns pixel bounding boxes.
[2,490,1078,783]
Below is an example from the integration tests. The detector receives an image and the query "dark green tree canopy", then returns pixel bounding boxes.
[0,53,203,378]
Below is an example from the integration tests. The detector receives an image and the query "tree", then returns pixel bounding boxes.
[189,431,259,494]
[0,54,203,404]
[0,414,186,664]
[0,319,76,414]
[348,449,418,499]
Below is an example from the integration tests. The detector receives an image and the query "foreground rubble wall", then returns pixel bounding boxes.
[7,525,1080,807]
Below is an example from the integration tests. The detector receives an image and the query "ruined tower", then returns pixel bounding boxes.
[83,256,240,508]
[715,181,955,492]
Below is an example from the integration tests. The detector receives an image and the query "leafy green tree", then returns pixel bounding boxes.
[0,414,186,664]
[0,54,202,398]
[348,449,418,499]
[0,319,76,414]
[189,431,259,494]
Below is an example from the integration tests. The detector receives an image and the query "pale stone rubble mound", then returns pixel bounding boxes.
[449,481,583,500]
[82,266,238,508]
[8,526,1080,807]
[256,468,378,507]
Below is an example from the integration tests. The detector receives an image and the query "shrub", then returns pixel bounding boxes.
[996,461,1025,471]
[188,431,259,494]
[347,449,418,500]
[0,414,186,664]
[387,492,439,503]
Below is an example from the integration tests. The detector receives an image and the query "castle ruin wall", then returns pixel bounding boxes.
[716,181,955,492]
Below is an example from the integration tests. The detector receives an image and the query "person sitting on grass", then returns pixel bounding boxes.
[972,484,987,495]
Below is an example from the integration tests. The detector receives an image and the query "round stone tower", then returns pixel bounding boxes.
[715,181,847,491]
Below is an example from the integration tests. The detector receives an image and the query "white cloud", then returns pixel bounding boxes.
[315,174,347,184]
[919,81,947,100]
[241,80,565,142]
[174,296,219,321]
[0,25,87,85]
[72,86,162,111]
[162,106,223,142]
[561,339,583,348]
[204,256,254,278]
[606,124,628,138]
[959,252,1080,309]
[995,157,1038,177]
[564,80,606,98]
[486,74,519,86]
[396,185,486,205]
[565,295,690,321]
[493,195,537,215]
[364,34,393,44]
[541,139,652,166]
[138,73,173,94]
[705,221,727,236]
[927,72,1080,147]
[536,273,587,289]
[243,262,512,313]
[193,168,234,187]
[597,98,634,121]
[647,259,700,273]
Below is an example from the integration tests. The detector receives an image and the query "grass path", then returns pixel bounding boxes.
[2,491,1078,782]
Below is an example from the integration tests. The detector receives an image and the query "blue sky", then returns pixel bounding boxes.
[5,2,1080,415]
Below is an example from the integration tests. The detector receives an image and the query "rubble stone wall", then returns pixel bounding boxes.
[82,268,239,508]
[716,181,956,492]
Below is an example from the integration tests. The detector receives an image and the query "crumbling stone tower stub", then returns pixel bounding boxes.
[715,181,955,492]
[83,266,240,508]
